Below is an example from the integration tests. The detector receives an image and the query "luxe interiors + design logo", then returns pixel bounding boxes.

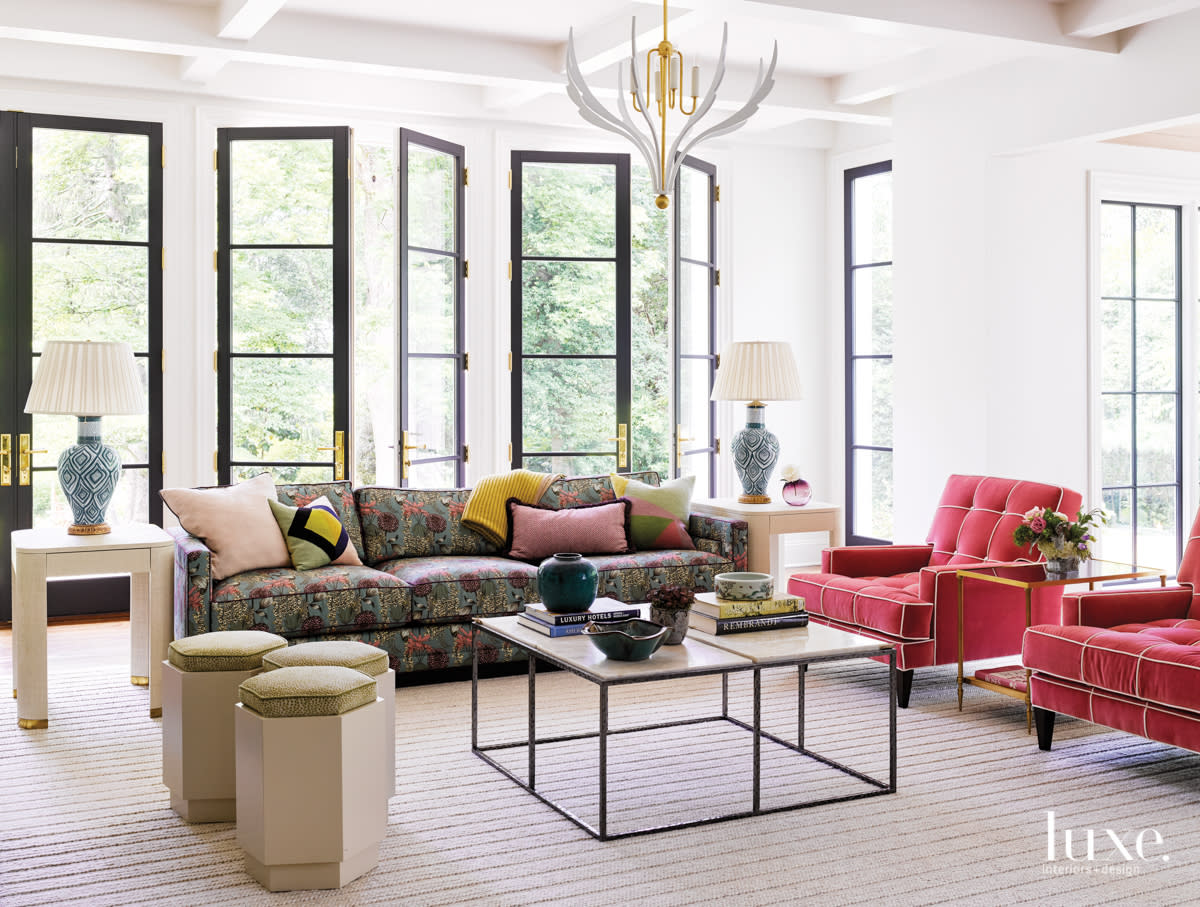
[1043,811,1171,876]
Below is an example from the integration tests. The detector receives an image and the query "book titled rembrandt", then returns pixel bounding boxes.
[689,611,810,636]
[692,591,805,619]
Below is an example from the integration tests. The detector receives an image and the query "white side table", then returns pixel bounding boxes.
[11,524,175,728]
[691,498,843,588]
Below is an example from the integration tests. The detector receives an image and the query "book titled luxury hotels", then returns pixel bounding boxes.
[521,597,641,626]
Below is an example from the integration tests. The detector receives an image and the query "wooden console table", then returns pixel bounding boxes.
[11,524,175,728]
[691,498,843,588]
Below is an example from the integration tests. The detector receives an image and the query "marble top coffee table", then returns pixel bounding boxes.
[472,612,897,840]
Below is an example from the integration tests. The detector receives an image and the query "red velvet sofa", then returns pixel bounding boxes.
[1023,509,1200,754]
[788,475,1082,707]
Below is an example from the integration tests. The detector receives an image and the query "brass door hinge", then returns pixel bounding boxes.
[213,350,219,373]
[161,144,166,168]
[462,444,470,464]
[213,250,218,272]
[463,167,469,186]
[507,351,512,372]
[161,248,166,270]
[507,442,512,463]
[715,353,720,369]
[213,451,218,472]
[714,184,721,202]
[213,149,218,171]
[714,269,721,287]
[162,452,166,474]
[507,261,512,280]
[463,260,469,278]
[507,170,512,190]
[161,350,166,373]
[715,438,721,454]
[462,352,469,371]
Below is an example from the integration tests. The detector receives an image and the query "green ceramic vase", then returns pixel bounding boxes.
[537,553,598,613]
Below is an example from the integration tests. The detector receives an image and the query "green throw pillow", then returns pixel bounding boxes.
[610,473,695,551]
[268,495,361,570]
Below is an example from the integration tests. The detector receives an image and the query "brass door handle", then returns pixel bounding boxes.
[19,434,48,486]
[316,430,345,481]
[401,430,427,480]
[606,423,628,469]
[0,434,10,486]
[676,424,693,463]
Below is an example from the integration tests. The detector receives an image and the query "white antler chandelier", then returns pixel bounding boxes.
[566,0,777,209]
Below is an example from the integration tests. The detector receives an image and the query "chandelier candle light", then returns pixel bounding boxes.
[710,341,803,504]
[23,340,145,535]
[565,0,777,209]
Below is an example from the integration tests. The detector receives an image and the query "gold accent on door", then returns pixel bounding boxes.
[676,425,693,463]
[464,260,469,278]
[462,444,470,464]
[213,350,219,372]
[19,434,47,486]
[715,438,721,454]
[507,261,512,280]
[161,350,166,373]
[714,269,720,287]
[213,451,218,473]
[0,434,11,486]
[213,250,218,272]
[161,144,166,169]
[462,352,469,371]
[161,248,165,270]
[213,149,218,171]
[507,442,512,463]
[161,452,166,475]
[401,431,427,481]
[714,185,721,202]
[317,430,346,481]
[507,351,512,371]
[463,167,469,186]
[606,423,629,469]
[507,170,512,190]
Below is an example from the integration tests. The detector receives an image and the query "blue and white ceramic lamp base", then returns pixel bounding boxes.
[59,416,121,535]
[731,403,780,504]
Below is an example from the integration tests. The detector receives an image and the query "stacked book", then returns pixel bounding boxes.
[689,590,808,636]
[517,597,641,637]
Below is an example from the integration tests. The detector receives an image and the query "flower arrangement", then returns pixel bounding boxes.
[646,584,696,611]
[1012,507,1108,561]
[780,464,802,483]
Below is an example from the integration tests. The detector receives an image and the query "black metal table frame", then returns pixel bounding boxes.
[471,628,897,841]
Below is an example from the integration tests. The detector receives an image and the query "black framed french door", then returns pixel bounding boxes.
[673,155,717,496]
[0,111,164,620]
[216,126,352,485]
[510,150,632,476]
[399,129,466,487]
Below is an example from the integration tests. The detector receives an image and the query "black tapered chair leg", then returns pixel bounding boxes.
[896,669,914,709]
[1034,707,1056,751]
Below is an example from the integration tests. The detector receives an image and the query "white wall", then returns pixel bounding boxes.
[889,68,1200,542]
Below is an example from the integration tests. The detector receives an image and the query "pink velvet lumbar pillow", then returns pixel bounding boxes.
[160,472,291,581]
[505,498,633,561]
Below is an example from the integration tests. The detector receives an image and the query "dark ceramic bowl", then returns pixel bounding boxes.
[582,619,670,661]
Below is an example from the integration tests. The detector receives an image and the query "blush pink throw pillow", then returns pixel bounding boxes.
[505,498,633,561]
[160,472,291,581]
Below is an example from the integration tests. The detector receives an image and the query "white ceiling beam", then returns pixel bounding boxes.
[179,55,231,84]
[217,0,287,41]
[1056,0,1200,37]
[749,0,1120,53]
[833,45,1007,105]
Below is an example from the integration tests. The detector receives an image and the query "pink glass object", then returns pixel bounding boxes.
[781,479,812,507]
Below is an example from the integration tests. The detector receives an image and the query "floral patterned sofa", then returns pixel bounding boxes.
[171,472,748,675]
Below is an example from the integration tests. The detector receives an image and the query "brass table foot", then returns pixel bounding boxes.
[131,675,149,687]
[18,718,48,730]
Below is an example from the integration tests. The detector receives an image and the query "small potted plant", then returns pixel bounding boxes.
[646,584,695,644]
[1012,506,1108,574]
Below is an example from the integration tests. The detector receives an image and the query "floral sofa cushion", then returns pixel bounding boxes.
[357,487,498,564]
[537,470,660,509]
[589,550,732,603]
[209,563,408,636]
[376,556,539,621]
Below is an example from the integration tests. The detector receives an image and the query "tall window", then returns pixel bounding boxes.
[1098,201,1182,569]
[845,161,893,544]
[0,111,163,619]
[216,127,351,484]
[674,157,717,495]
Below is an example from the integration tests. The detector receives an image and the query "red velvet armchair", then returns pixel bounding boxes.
[788,475,1082,707]
[1023,508,1200,754]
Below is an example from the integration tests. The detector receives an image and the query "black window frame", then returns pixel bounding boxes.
[509,150,632,474]
[216,125,352,485]
[673,155,717,496]
[398,128,466,488]
[844,160,893,545]
[1098,199,1184,568]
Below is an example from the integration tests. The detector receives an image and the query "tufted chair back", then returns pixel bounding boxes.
[926,475,1083,567]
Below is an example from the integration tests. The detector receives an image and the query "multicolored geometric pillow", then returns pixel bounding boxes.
[268,495,364,571]
[610,473,696,551]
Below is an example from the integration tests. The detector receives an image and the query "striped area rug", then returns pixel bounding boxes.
[1,620,1198,906]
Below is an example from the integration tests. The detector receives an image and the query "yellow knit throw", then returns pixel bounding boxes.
[461,469,560,546]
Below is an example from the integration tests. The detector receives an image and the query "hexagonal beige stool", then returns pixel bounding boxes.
[235,666,386,892]
[263,641,396,798]
[162,630,287,822]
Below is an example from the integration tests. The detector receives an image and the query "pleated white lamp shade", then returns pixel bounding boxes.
[710,341,803,402]
[24,340,145,416]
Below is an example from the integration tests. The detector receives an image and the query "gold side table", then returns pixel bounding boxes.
[955,558,1166,733]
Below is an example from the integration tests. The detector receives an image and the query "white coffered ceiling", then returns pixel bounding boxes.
[1,0,1198,141]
